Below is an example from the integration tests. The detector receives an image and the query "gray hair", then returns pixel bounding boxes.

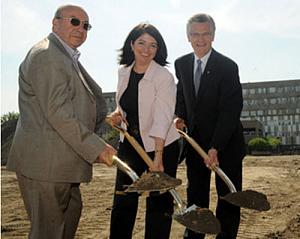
[186,13,216,36]
[53,4,86,18]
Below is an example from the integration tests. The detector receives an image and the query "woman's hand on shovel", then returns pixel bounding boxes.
[107,111,128,126]
[151,153,164,172]
[204,148,219,169]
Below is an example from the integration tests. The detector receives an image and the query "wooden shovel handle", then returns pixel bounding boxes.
[105,118,155,168]
[106,119,186,210]
[177,129,237,193]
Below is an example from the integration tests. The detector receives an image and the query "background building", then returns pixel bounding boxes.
[241,79,300,145]
[103,79,300,146]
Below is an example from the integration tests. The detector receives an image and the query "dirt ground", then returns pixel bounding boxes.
[1,155,300,238]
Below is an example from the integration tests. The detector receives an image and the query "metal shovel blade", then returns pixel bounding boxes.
[173,205,221,234]
[177,129,271,212]
[112,156,177,194]
[125,171,182,193]
[221,189,270,211]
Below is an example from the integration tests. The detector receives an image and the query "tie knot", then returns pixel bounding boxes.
[197,59,202,66]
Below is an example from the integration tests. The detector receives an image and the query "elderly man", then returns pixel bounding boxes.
[7,4,116,238]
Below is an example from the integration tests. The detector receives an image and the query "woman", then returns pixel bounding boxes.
[109,23,180,239]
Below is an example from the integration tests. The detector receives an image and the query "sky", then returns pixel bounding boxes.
[1,0,300,115]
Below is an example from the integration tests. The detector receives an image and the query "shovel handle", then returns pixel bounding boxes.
[112,155,139,182]
[106,119,186,211]
[177,129,237,193]
[106,119,155,168]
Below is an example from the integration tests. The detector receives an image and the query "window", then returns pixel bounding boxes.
[269,87,276,93]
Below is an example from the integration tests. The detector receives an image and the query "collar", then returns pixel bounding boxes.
[120,60,159,82]
[52,33,81,61]
[193,49,212,73]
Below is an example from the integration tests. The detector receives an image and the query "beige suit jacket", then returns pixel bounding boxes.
[7,33,107,183]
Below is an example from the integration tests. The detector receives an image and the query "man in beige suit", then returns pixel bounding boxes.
[7,4,116,239]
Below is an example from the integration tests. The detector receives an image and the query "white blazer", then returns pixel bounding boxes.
[115,60,180,152]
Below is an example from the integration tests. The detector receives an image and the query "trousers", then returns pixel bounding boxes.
[110,139,179,239]
[17,173,82,239]
[183,133,243,239]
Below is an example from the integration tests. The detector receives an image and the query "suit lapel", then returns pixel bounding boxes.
[196,49,216,101]
[48,33,94,96]
[183,54,197,106]
[75,63,94,96]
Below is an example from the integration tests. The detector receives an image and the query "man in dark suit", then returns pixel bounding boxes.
[7,4,116,238]
[174,13,246,239]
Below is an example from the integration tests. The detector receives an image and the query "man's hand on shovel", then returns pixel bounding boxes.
[205,148,219,170]
[96,143,117,166]
[174,117,186,131]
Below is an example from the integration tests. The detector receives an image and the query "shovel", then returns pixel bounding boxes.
[110,155,161,193]
[107,122,182,191]
[111,155,180,194]
[177,129,271,211]
[108,122,221,234]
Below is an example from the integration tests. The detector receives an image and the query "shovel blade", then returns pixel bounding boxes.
[173,206,221,234]
[125,171,182,193]
[221,189,270,211]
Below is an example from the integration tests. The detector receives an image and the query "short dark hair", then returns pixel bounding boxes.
[187,13,216,36]
[118,23,168,66]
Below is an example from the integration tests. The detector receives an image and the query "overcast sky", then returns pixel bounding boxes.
[1,0,300,114]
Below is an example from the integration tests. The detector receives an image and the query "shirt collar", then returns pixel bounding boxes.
[193,49,212,73]
[52,32,81,62]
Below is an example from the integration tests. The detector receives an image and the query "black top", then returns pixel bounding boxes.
[120,69,144,141]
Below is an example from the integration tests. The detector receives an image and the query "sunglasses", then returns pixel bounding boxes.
[56,17,92,31]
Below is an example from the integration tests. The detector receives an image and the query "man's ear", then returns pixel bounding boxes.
[52,18,59,31]
[187,35,191,43]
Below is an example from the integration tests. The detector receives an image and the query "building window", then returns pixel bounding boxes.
[257,110,263,116]
[269,87,276,93]
[241,111,249,117]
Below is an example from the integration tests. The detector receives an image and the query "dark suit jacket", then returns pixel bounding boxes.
[7,33,107,183]
[175,49,245,161]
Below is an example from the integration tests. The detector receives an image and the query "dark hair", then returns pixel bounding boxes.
[187,13,216,36]
[118,23,168,66]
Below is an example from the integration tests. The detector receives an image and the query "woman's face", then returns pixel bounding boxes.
[131,33,158,66]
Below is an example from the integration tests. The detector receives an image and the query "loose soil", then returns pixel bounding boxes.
[1,155,300,238]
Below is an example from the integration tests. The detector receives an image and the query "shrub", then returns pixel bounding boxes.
[1,112,19,124]
[266,136,281,149]
[248,137,270,151]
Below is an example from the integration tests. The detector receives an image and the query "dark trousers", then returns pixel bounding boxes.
[183,140,242,239]
[110,139,179,239]
[17,173,82,239]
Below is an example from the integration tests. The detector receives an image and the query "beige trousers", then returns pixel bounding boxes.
[17,173,82,239]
